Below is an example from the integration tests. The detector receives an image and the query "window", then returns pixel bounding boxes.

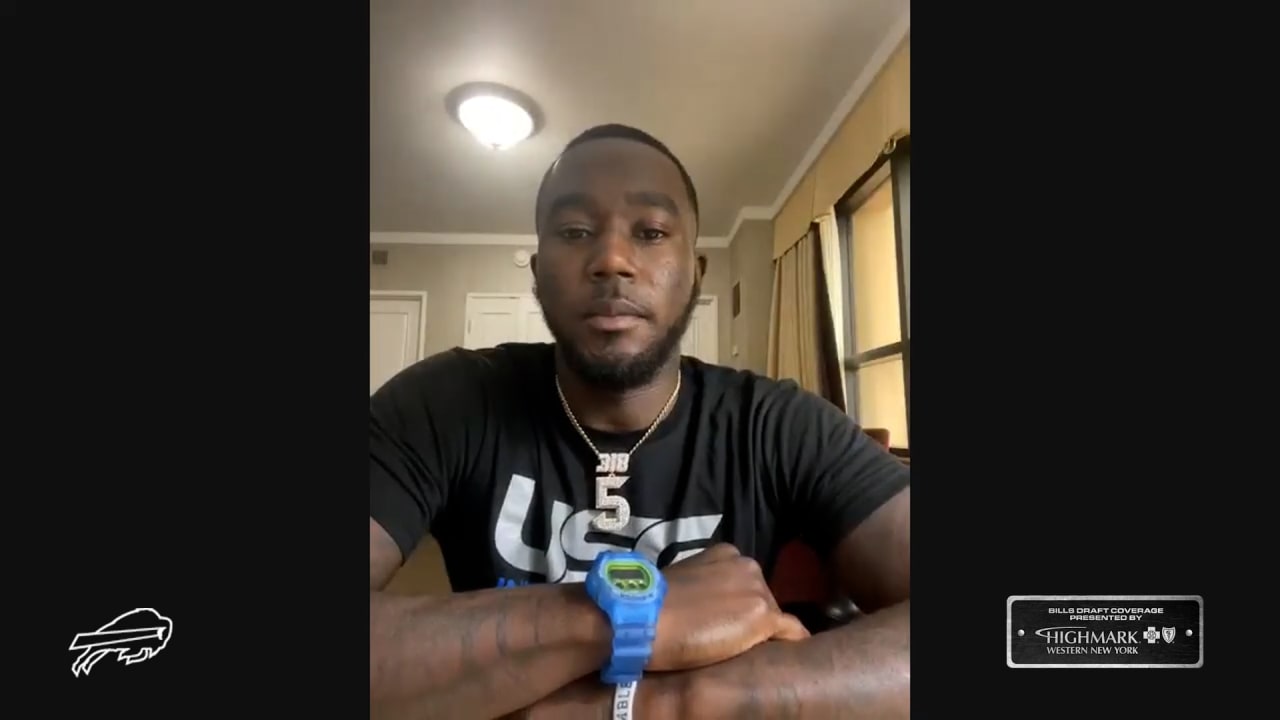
[837,137,910,453]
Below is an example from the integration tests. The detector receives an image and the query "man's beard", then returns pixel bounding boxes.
[544,279,700,394]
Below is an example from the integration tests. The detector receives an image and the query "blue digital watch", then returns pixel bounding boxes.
[585,550,667,685]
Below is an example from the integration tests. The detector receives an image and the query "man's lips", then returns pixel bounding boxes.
[582,299,648,332]
[584,315,645,332]
[583,299,648,318]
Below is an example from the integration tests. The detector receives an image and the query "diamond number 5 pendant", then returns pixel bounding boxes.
[593,452,630,531]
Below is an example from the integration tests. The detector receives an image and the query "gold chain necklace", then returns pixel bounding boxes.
[555,371,681,532]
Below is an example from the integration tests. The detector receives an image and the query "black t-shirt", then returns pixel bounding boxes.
[370,342,909,592]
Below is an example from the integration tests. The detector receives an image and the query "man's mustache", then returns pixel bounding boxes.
[536,278,697,319]
[582,295,651,319]
[586,284,651,312]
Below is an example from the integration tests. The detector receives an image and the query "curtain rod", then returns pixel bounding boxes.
[831,133,907,213]
[882,130,910,157]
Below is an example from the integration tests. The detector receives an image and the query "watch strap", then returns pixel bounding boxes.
[601,618,657,684]
[612,680,639,720]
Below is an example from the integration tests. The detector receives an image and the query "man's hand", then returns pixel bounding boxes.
[650,543,809,671]
[501,543,810,719]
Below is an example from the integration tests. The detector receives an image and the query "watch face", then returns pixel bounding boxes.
[605,560,654,595]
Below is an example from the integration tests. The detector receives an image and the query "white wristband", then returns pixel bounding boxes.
[612,680,638,720]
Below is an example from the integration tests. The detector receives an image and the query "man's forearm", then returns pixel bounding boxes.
[510,601,909,720]
[370,584,611,720]
[688,600,909,719]
[500,672,687,720]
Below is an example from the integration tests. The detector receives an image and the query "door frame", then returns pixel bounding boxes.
[370,290,428,363]
[690,295,719,363]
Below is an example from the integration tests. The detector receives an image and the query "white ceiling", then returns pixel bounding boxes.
[370,0,910,243]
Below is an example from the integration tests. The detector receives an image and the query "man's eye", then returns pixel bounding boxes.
[639,228,668,241]
[559,227,591,240]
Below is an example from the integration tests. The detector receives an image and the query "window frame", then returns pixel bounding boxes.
[835,135,911,454]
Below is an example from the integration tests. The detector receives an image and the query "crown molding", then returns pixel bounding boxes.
[722,206,775,251]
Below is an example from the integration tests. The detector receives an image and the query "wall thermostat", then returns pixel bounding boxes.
[513,249,531,267]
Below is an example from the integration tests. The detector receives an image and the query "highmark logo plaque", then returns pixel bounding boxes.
[1007,595,1203,668]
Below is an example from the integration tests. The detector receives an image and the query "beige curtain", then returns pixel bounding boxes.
[767,228,845,410]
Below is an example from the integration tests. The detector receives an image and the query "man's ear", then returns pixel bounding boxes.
[530,253,538,294]
[696,253,708,279]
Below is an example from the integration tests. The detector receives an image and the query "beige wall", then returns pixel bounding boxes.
[698,246,734,365]
[728,219,775,375]
[370,242,733,364]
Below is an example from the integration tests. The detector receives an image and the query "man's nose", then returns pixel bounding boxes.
[587,227,637,280]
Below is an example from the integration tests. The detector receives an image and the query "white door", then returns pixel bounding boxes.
[370,292,426,394]
[680,296,719,364]
[522,298,555,344]
[464,294,553,349]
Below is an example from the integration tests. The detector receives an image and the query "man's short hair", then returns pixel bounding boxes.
[535,123,699,238]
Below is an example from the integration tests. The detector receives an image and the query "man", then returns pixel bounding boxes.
[370,124,910,719]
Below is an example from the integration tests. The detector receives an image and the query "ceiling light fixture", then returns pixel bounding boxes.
[446,82,541,150]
